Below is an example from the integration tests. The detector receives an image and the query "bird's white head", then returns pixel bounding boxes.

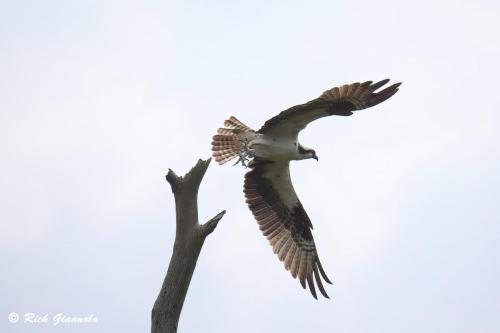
[297,144,318,161]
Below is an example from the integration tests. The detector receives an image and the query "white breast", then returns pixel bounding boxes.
[250,134,298,161]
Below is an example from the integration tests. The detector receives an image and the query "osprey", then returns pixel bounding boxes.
[212,79,401,299]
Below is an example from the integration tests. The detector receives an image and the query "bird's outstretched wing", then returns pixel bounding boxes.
[244,159,331,299]
[257,79,401,138]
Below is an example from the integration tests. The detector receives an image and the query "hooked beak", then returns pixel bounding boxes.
[313,155,319,161]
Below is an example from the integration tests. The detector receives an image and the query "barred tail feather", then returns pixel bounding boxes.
[224,116,254,132]
[211,133,243,164]
[212,116,255,165]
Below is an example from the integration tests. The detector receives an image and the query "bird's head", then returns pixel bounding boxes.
[298,144,318,161]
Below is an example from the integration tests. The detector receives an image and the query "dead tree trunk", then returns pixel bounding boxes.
[151,158,225,333]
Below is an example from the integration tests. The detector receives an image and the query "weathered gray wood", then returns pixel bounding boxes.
[152,158,225,333]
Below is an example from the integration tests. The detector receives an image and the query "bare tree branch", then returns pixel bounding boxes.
[200,210,226,237]
[152,158,225,333]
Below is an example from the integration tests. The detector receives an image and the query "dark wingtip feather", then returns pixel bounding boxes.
[317,259,332,284]
[314,266,330,298]
[306,274,318,299]
[369,89,398,107]
[366,80,401,108]
[299,276,306,289]
[370,78,390,91]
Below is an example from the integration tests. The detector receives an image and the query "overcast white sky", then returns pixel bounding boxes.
[1,0,499,332]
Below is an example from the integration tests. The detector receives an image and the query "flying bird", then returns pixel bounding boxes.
[211,79,401,299]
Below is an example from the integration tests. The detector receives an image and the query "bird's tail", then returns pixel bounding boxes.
[212,116,255,165]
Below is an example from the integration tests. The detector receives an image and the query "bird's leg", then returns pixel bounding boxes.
[233,153,250,168]
[242,139,255,159]
[232,139,255,168]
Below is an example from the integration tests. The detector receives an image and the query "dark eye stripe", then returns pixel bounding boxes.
[298,145,314,155]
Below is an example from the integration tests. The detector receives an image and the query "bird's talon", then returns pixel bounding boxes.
[231,139,255,168]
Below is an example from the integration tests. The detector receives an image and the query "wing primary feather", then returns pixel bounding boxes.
[278,237,294,261]
[269,229,286,245]
[331,87,340,98]
[291,249,302,279]
[377,82,402,96]
[361,80,373,87]
[367,83,400,107]
[313,265,330,299]
[258,216,278,229]
[249,202,267,211]
[273,232,289,254]
[284,243,297,270]
[339,84,349,96]
[369,78,390,92]
[352,82,364,96]
[317,258,332,284]
[299,275,306,289]
[306,273,318,299]
[298,252,309,288]
[264,223,284,238]
[347,82,360,96]
[259,217,278,231]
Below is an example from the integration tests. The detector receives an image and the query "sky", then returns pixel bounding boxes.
[1,0,499,332]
